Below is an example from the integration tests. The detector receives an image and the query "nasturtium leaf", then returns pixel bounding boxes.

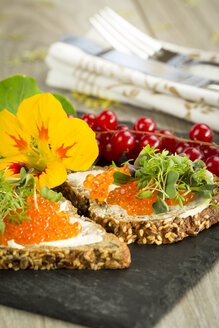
[0,75,77,116]
[152,197,169,214]
[113,172,137,186]
[0,75,42,114]
[165,170,179,199]
[53,93,76,116]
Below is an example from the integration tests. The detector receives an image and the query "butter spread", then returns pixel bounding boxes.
[2,200,104,249]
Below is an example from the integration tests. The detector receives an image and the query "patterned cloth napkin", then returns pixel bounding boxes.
[45,40,219,131]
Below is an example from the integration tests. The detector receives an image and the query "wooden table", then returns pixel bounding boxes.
[0,0,219,327]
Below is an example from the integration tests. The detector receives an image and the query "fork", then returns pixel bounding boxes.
[89,7,219,68]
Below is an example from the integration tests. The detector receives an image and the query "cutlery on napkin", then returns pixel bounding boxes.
[45,40,219,131]
[60,35,218,88]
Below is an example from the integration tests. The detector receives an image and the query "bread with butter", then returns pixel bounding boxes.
[58,168,219,245]
[0,199,131,270]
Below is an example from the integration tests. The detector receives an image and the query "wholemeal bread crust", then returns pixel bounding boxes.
[0,201,131,270]
[0,232,131,270]
[57,180,90,216]
[56,166,106,216]
[89,194,219,245]
[59,171,219,245]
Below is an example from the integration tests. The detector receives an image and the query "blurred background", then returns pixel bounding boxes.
[1,2,219,328]
[1,0,219,132]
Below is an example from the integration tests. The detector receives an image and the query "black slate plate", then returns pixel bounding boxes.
[0,121,218,328]
[0,225,219,328]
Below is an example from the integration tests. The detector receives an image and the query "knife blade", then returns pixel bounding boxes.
[61,34,211,88]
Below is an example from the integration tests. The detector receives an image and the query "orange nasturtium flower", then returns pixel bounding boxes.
[0,93,99,189]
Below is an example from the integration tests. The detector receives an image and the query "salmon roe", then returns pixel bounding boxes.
[0,196,82,246]
[83,165,130,202]
[107,181,194,216]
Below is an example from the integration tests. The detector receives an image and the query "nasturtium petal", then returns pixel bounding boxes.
[50,118,99,171]
[16,93,67,142]
[36,160,67,190]
[0,109,30,157]
[0,154,27,177]
[0,92,98,190]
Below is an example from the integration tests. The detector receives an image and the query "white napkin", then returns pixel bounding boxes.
[160,40,219,64]
[45,41,219,131]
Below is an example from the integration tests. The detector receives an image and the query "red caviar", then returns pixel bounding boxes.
[83,165,130,202]
[107,181,194,216]
[0,196,82,246]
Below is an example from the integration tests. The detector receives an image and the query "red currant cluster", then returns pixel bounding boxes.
[79,110,219,176]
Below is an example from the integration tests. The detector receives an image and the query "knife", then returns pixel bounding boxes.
[61,34,219,90]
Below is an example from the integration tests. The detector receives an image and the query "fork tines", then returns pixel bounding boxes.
[89,7,162,59]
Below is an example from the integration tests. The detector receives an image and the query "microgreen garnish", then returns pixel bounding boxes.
[152,196,168,214]
[113,145,217,214]
[211,203,219,210]
[40,186,62,203]
[0,169,35,234]
[113,171,137,186]
[109,161,118,168]
[0,168,63,235]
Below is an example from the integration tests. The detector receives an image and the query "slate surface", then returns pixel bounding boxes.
[0,224,219,328]
[0,125,218,328]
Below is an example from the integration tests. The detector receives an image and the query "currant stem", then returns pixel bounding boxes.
[94,130,219,148]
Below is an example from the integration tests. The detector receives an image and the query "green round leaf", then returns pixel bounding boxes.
[0,75,42,114]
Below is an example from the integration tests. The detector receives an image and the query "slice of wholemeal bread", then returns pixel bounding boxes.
[57,167,106,216]
[90,195,219,245]
[0,200,131,270]
[58,169,219,245]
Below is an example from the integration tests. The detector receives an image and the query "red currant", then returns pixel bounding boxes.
[189,123,213,142]
[176,142,190,154]
[96,110,118,131]
[133,117,156,132]
[116,124,130,131]
[126,138,140,160]
[138,135,162,151]
[111,131,135,154]
[159,129,177,153]
[205,156,219,176]
[184,147,203,161]
[81,113,97,129]
[200,145,219,159]
[103,140,122,161]
[187,142,203,149]
[96,138,103,157]
[98,132,112,147]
